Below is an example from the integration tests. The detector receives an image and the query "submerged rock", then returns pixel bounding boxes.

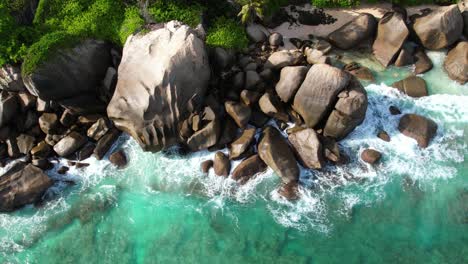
[444,41,468,84]
[398,114,438,148]
[373,12,409,67]
[109,150,128,169]
[200,160,213,174]
[343,62,374,82]
[258,126,299,185]
[107,21,210,152]
[413,4,463,50]
[392,76,428,98]
[0,162,53,212]
[328,13,377,50]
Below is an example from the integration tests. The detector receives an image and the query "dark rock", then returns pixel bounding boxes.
[246,24,270,43]
[229,128,256,160]
[87,118,111,141]
[213,152,230,177]
[259,68,274,82]
[293,64,350,128]
[225,101,251,128]
[75,162,90,169]
[323,78,368,140]
[0,143,7,160]
[77,143,95,161]
[288,128,324,169]
[240,90,261,106]
[60,110,76,127]
[444,41,468,84]
[361,149,382,164]
[395,44,415,67]
[21,111,38,131]
[53,132,88,157]
[0,92,18,127]
[0,162,53,212]
[322,137,341,163]
[232,154,267,183]
[398,114,438,148]
[212,47,234,71]
[32,159,52,170]
[78,114,102,126]
[414,49,433,74]
[244,62,257,71]
[102,67,117,100]
[275,66,308,103]
[328,13,377,50]
[378,130,391,142]
[389,106,402,115]
[245,71,261,90]
[6,138,21,158]
[373,12,409,67]
[39,113,59,135]
[259,93,289,122]
[187,119,221,151]
[232,71,245,91]
[392,76,428,98]
[17,92,36,110]
[200,160,213,173]
[249,110,270,128]
[215,117,239,148]
[23,40,112,113]
[31,141,52,159]
[109,150,128,169]
[107,21,210,152]
[343,62,374,82]
[269,32,284,46]
[413,5,463,50]
[258,126,299,185]
[57,166,69,175]
[94,129,120,160]
[0,65,25,92]
[16,134,35,155]
[264,50,304,70]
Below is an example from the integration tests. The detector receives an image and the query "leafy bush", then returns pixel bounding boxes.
[311,0,360,8]
[148,0,204,27]
[206,16,249,50]
[310,0,457,7]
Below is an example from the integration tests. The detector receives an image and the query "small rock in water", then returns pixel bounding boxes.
[109,150,128,169]
[398,114,438,148]
[389,106,402,115]
[361,149,382,164]
[57,166,69,175]
[200,160,213,174]
[278,182,299,200]
[377,131,391,142]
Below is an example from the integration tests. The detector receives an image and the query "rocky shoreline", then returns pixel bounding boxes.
[0,2,467,211]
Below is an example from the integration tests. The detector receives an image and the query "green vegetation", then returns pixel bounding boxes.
[148,0,204,28]
[206,16,249,50]
[236,0,265,24]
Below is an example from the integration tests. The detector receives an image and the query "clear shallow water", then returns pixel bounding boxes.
[1,52,467,264]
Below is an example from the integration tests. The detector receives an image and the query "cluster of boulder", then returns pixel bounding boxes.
[2,2,465,210]
[0,41,127,212]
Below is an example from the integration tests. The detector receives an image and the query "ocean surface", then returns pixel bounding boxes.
[0,52,467,264]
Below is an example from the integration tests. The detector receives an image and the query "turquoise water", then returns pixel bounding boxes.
[1,52,467,264]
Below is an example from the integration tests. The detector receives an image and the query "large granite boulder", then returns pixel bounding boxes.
[107,21,210,152]
[391,76,428,98]
[413,5,463,50]
[444,41,468,84]
[373,12,409,67]
[0,162,53,212]
[328,13,377,50]
[232,154,267,183]
[23,39,113,113]
[323,78,368,140]
[275,66,308,103]
[398,114,438,148]
[264,50,304,70]
[258,126,299,185]
[288,128,324,169]
[293,64,351,128]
